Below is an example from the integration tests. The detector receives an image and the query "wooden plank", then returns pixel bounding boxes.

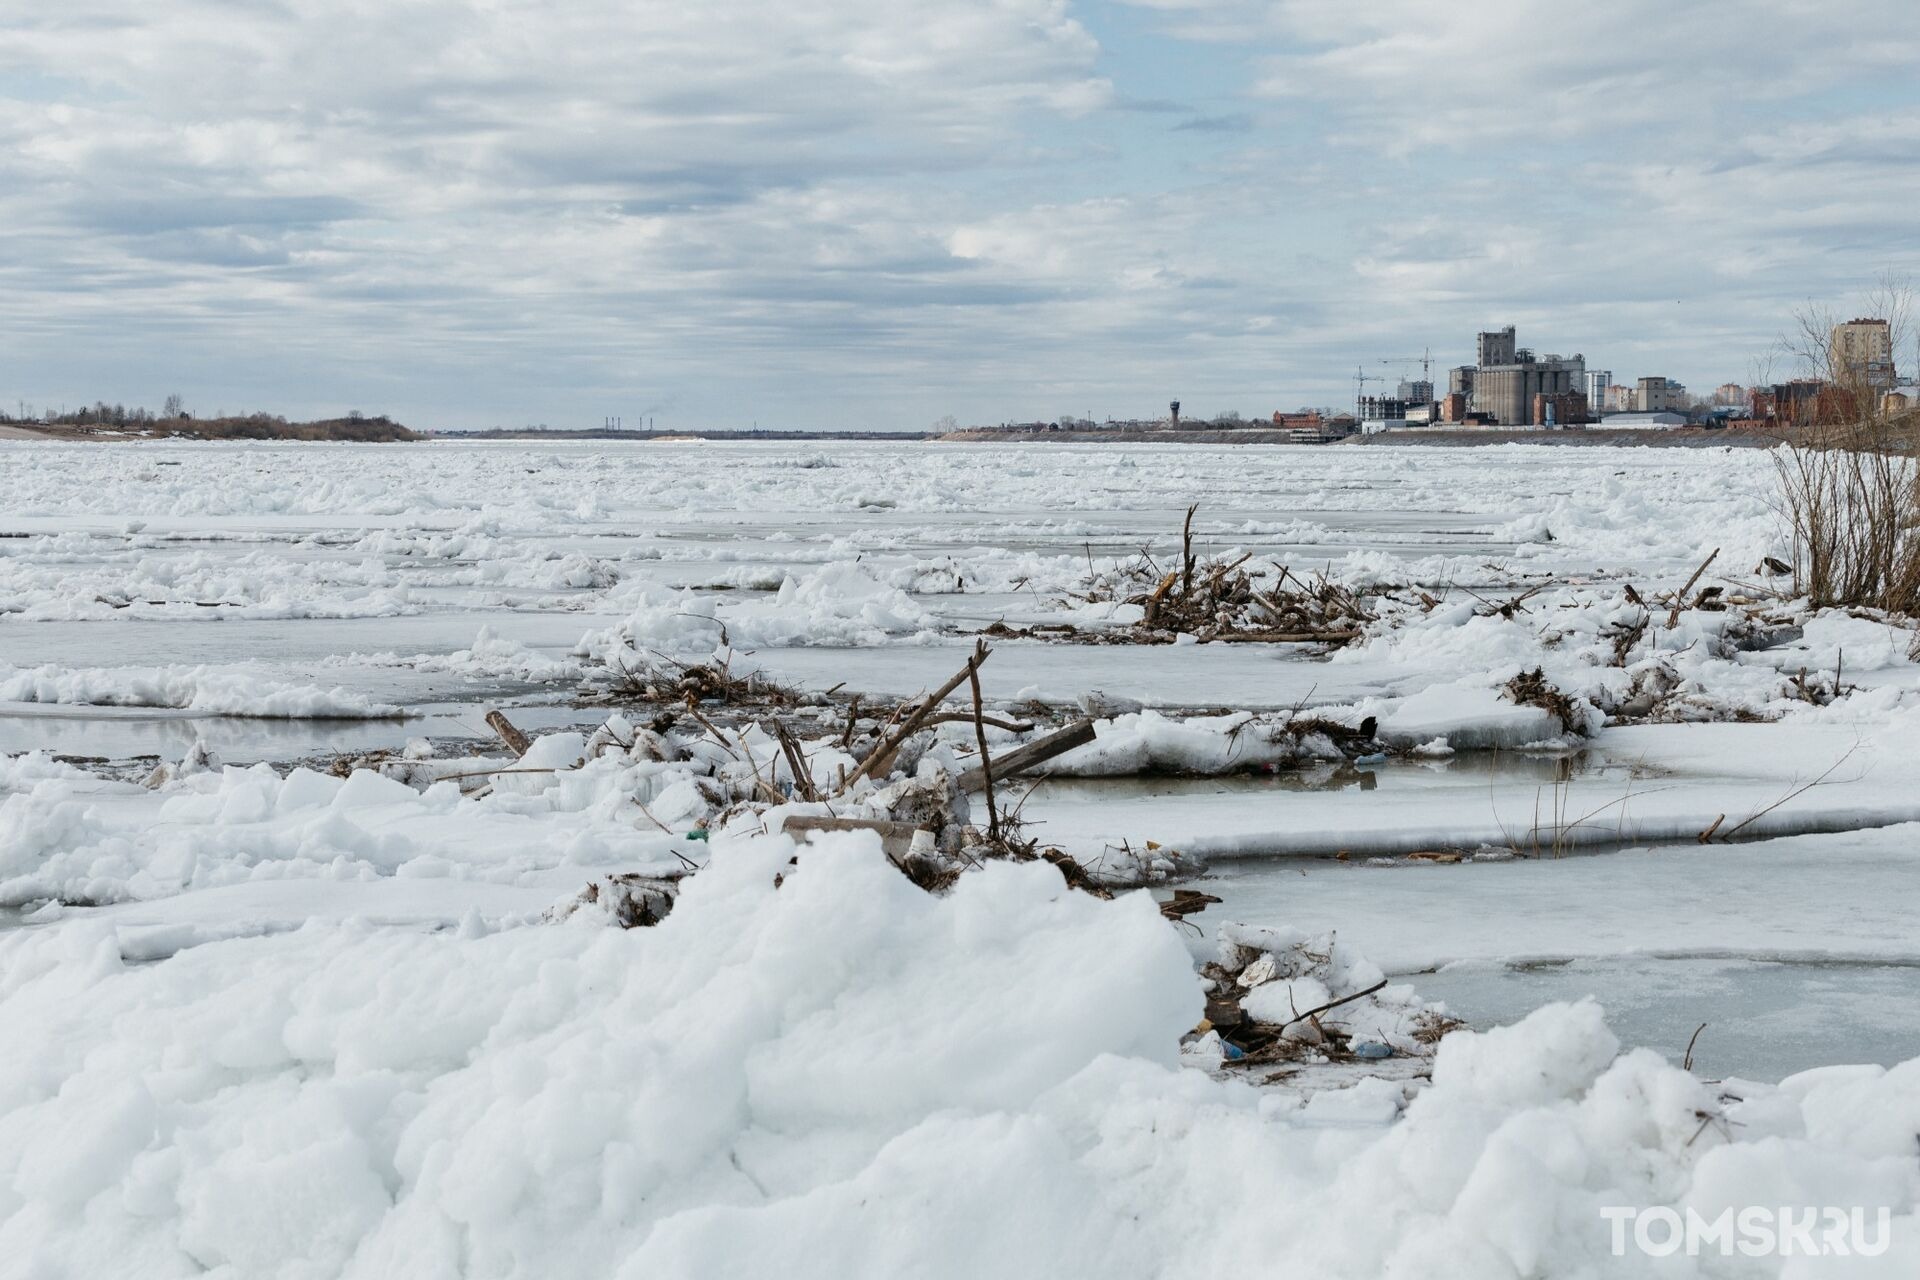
[780,815,922,860]
[956,719,1096,791]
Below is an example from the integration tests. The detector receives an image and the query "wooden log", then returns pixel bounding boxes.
[956,718,1095,791]
[1208,629,1359,644]
[1141,571,1179,626]
[484,709,531,756]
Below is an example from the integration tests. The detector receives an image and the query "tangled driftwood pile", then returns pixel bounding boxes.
[1064,505,1375,645]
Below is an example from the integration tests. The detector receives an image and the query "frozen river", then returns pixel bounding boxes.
[5,437,1918,1087]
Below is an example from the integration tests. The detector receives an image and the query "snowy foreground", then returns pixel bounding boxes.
[4,439,1919,1274]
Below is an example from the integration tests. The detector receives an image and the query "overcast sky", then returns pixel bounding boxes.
[4,0,1918,431]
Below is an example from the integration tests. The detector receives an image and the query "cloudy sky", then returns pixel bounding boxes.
[4,0,1918,430]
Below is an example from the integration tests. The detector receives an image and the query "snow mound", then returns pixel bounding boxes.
[0,839,1914,1275]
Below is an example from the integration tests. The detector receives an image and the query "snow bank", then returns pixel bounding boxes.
[0,664,402,718]
[1,838,1914,1275]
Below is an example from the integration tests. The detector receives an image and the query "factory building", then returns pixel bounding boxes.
[1468,327,1588,425]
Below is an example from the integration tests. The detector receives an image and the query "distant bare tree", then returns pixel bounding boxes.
[163,392,187,419]
[1769,270,1920,618]
[1778,269,1915,424]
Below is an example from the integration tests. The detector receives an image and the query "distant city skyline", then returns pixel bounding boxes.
[3,0,1918,431]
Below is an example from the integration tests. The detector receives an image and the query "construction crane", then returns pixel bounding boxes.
[1378,347,1434,390]
[1352,365,1385,418]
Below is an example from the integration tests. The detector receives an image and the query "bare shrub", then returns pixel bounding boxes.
[1773,419,1920,615]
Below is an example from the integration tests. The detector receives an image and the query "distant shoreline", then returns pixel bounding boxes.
[934,425,1787,448]
[2,421,1794,449]
[432,428,932,442]
[2,416,419,443]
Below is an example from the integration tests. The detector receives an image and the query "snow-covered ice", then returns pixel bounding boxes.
[3,437,1917,1272]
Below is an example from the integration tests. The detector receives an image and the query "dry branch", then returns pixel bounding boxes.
[841,642,992,789]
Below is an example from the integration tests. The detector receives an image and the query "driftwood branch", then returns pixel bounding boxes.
[1666,547,1721,623]
[484,709,531,756]
[841,643,992,789]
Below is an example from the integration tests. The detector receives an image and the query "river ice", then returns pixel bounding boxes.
[4,438,1917,1274]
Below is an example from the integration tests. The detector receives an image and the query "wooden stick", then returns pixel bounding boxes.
[484,709,531,756]
[1276,978,1389,1032]
[680,698,741,760]
[956,718,1095,791]
[920,710,1034,733]
[434,765,561,782]
[1179,502,1197,603]
[966,650,998,840]
[1667,547,1720,612]
[841,643,992,790]
[770,718,819,802]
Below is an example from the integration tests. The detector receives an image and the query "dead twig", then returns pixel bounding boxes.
[1682,1022,1708,1072]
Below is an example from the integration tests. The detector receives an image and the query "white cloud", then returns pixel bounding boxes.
[1120,1,1920,151]
[2,0,1918,426]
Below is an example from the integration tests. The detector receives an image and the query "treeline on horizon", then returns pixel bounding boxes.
[2,400,418,441]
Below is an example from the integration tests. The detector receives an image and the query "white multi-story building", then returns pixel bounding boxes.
[1585,371,1611,411]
